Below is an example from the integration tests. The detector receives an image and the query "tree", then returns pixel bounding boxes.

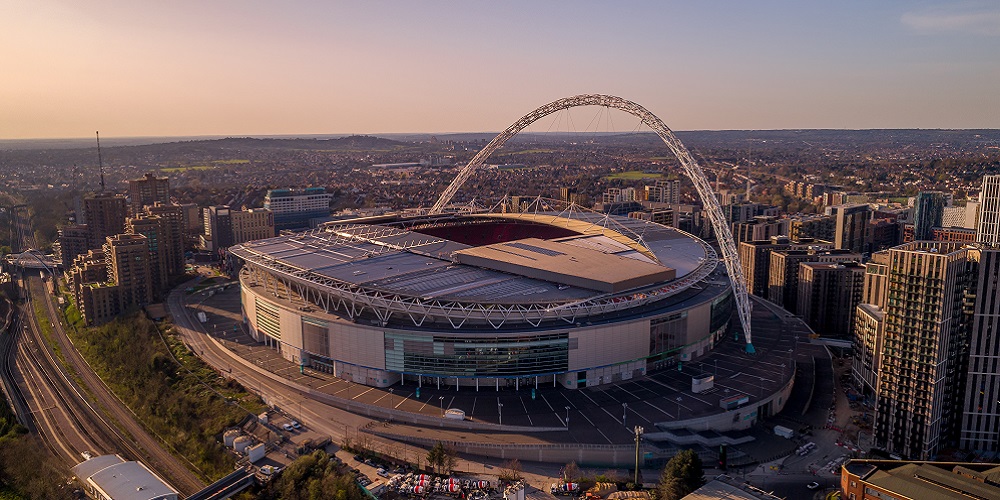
[656,449,704,500]
[442,445,458,475]
[563,461,581,482]
[427,442,447,474]
[498,458,523,482]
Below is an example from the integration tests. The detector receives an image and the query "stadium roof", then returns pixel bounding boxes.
[453,238,675,292]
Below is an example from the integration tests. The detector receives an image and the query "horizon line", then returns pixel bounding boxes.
[4,127,1000,143]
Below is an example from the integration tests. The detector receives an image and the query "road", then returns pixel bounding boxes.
[167,278,566,493]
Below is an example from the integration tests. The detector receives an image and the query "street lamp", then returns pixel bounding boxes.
[565,406,571,428]
[498,401,504,426]
[388,388,395,409]
[633,425,644,486]
[439,396,445,415]
[623,402,628,428]
[676,397,683,420]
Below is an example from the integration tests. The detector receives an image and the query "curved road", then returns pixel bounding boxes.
[167,280,565,489]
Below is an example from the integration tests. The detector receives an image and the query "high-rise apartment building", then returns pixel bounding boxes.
[731,216,789,244]
[977,175,1000,245]
[57,224,90,267]
[853,303,885,397]
[83,193,128,248]
[943,202,980,230]
[827,203,871,254]
[231,208,275,245]
[105,233,153,311]
[647,179,681,204]
[264,187,332,230]
[962,248,1000,453]
[853,251,894,398]
[69,250,117,326]
[797,262,866,337]
[144,203,185,277]
[789,214,836,242]
[738,237,831,298]
[767,248,861,313]
[127,172,170,215]
[872,242,977,460]
[69,234,153,326]
[913,191,948,241]
[202,205,233,252]
[126,214,168,299]
[867,218,902,252]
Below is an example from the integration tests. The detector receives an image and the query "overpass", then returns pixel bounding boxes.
[4,249,57,271]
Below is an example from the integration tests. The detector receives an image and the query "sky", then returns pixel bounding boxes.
[2,1,999,139]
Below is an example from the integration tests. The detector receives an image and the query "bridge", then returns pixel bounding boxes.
[4,249,57,271]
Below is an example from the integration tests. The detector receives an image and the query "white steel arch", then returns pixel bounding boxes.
[430,94,755,351]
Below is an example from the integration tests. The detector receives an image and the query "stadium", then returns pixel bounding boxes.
[229,205,737,391]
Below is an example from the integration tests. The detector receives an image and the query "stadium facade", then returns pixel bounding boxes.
[230,208,735,390]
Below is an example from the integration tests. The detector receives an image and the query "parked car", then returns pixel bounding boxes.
[282,423,293,431]
[291,420,302,429]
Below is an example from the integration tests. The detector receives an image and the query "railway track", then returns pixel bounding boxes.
[23,275,207,495]
[6,204,205,495]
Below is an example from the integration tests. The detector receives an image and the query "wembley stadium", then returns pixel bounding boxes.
[229,207,736,390]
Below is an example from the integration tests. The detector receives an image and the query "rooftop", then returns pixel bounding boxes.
[230,212,713,306]
[452,238,675,293]
[72,455,178,500]
[844,460,1000,500]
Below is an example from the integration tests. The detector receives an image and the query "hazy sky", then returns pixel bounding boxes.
[2,1,999,138]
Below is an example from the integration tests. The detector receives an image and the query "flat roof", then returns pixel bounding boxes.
[851,461,1000,500]
[684,475,783,500]
[453,238,675,293]
[73,455,177,500]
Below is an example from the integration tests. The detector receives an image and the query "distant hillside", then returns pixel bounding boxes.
[0,134,405,152]
[125,135,405,152]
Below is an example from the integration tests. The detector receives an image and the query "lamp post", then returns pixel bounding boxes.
[389,388,395,408]
[676,397,683,420]
[633,425,644,486]
[565,406,571,428]
[498,401,504,426]
[623,402,628,428]
[439,396,445,416]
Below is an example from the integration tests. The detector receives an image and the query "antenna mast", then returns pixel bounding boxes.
[96,131,106,192]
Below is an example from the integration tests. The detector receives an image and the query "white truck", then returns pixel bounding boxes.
[774,425,795,439]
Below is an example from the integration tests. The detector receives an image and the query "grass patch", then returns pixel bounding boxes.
[160,165,214,173]
[31,300,63,363]
[605,170,664,181]
[0,486,26,500]
[505,149,556,155]
[66,312,267,480]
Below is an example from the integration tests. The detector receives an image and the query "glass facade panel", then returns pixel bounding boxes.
[385,332,568,377]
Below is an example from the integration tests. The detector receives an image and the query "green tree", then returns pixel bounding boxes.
[257,450,364,500]
[427,442,447,474]
[656,449,704,500]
